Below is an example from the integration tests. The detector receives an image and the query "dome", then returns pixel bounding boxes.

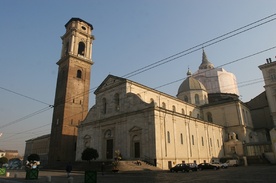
[177,76,207,94]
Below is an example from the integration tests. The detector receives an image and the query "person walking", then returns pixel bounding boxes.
[66,162,72,178]
[101,162,105,175]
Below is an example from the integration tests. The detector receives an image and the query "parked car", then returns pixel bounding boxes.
[225,159,239,167]
[187,163,198,171]
[211,162,228,169]
[170,163,190,172]
[198,163,220,170]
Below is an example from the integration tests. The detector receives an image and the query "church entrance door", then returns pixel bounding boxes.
[134,142,140,158]
[106,139,113,159]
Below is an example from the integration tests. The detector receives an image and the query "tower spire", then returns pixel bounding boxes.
[199,49,214,69]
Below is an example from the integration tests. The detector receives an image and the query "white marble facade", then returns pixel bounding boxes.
[76,73,253,169]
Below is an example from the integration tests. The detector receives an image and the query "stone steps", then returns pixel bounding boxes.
[116,160,162,172]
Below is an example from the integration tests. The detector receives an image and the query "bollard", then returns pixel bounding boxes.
[6,172,10,177]
[68,176,73,183]
[47,176,51,182]
[14,173,17,178]
[243,156,248,166]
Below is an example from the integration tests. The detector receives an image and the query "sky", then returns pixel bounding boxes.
[1,0,276,156]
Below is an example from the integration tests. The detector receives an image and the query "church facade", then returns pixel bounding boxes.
[76,75,225,169]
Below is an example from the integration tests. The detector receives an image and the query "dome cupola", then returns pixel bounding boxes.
[177,69,208,105]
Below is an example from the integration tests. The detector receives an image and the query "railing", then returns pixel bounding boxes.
[142,156,156,166]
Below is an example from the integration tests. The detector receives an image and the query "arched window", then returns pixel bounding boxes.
[195,94,200,105]
[114,93,120,111]
[172,105,176,112]
[162,102,166,109]
[78,42,85,56]
[181,108,185,115]
[197,114,200,119]
[184,95,188,102]
[204,95,207,104]
[77,69,82,78]
[102,98,107,114]
[207,112,213,122]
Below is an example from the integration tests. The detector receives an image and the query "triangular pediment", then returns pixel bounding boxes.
[83,134,91,139]
[94,74,126,94]
[129,126,142,132]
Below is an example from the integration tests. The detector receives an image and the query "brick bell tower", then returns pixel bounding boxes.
[48,18,94,163]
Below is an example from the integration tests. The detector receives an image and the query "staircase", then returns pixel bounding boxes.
[116,160,162,172]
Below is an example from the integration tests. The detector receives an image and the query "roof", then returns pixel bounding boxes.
[94,75,127,94]
[25,134,50,142]
[65,17,93,30]
[177,75,207,94]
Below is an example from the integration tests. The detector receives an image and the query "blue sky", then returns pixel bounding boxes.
[1,0,276,155]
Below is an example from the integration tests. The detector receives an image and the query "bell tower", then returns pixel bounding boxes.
[48,18,94,163]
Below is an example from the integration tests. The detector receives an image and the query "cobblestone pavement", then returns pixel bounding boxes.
[0,165,275,183]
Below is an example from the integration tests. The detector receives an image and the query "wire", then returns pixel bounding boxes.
[0,86,52,106]
[153,46,276,91]
[0,124,50,142]
[0,107,52,129]
[122,13,276,78]
[1,13,275,137]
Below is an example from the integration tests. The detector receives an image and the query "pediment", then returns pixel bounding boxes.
[129,126,142,132]
[83,134,91,139]
[94,74,126,94]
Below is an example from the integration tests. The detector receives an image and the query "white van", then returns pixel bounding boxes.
[226,159,238,167]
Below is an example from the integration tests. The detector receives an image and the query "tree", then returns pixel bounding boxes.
[27,154,40,162]
[81,148,99,163]
[0,157,8,168]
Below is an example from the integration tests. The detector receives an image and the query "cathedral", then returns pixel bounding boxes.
[40,18,275,168]
[75,49,257,169]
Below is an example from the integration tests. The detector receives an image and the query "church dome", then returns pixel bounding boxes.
[177,75,207,94]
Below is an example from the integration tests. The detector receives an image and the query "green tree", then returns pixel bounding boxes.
[81,147,99,163]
